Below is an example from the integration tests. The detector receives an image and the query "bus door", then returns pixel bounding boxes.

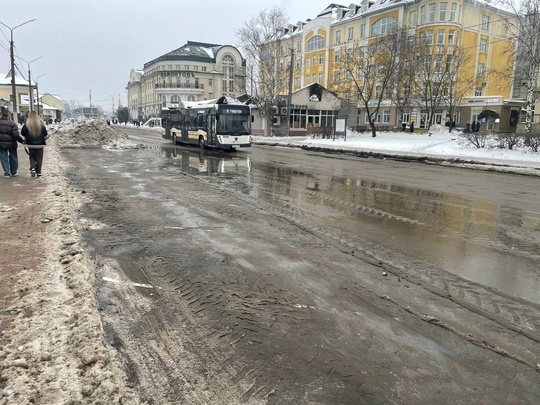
[181,113,190,143]
[207,115,217,146]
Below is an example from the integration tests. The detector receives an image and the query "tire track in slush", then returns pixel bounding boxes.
[198,172,540,344]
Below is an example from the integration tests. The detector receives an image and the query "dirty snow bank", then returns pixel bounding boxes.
[49,117,139,150]
[0,118,142,404]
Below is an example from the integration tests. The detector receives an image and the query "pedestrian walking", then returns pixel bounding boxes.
[21,111,48,178]
[0,109,24,178]
[409,121,415,133]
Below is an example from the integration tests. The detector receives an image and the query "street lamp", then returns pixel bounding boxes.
[0,19,36,122]
[18,55,44,112]
[34,74,46,116]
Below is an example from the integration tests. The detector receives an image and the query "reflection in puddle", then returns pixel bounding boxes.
[144,145,251,176]
[251,162,540,303]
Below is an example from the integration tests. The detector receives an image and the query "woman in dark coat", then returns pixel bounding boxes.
[21,110,48,177]
[0,109,24,178]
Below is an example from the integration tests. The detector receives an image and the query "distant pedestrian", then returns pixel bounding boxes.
[402,122,406,132]
[474,121,480,132]
[472,120,477,132]
[21,111,48,178]
[410,121,414,133]
[0,109,24,178]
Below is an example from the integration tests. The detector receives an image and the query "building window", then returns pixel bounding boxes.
[297,41,302,52]
[475,87,483,96]
[348,27,354,40]
[360,24,365,37]
[305,57,310,68]
[428,3,436,23]
[383,110,390,123]
[409,10,417,26]
[439,2,447,21]
[312,73,316,83]
[307,35,324,51]
[477,63,485,76]
[319,54,324,65]
[426,30,434,45]
[435,54,443,72]
[312,55,317,66]
[480,39,487,53]
[193,65,199,71]
[202,66,207,72]
[333,71,340,82]
[319,73,323,83]
[401,111,410,123]
[359,46,366,57]
[336,30,341,44]
[420,5,425,24]
[184,65,189,71]
[334,51,340,63]
[450,3,457,22]
[371,17,397,36]
[222,54,235,95]
[437,29,445,44]
[482,15,490,30]
[295,77,300,87]
[448,30,455,45]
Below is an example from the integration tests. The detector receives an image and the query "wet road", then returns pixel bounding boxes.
[63,126,540,404]
[128,127,540,305]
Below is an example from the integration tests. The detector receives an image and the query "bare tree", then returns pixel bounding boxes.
[237,6,290,135]
[500,0,540,136]
[334,27,407,137]
[408,33,451,129]
[441,41,475,133]
[62,100,82,118]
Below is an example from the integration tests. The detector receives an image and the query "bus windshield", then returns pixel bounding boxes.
[217,107,251,135]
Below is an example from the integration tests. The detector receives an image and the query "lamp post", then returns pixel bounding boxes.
[19,55,44,112]
[0,19,36,123]
[34,74,46,116]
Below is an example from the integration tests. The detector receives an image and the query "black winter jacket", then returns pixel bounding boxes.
[0,117,23,149]
[21,124,48,147]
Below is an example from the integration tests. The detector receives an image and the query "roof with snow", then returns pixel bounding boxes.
[144,41,245,68]
[0,74,32,86]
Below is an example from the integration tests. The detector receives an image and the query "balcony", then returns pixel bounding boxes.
[155,83,204,97]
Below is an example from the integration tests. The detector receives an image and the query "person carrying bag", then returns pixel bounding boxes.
[21,111,48,178]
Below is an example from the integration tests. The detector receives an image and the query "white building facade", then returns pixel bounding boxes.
[127,41,247,122]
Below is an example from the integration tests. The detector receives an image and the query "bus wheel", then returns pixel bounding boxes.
[172,134,177,144]
[199,137,205,149]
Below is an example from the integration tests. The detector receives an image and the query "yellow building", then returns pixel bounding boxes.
[0,74,32,122]
[274,0,521,133]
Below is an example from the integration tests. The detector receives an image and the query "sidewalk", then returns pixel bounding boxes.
[0,169,48,337]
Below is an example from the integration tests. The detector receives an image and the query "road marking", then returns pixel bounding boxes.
[102,276,154,289]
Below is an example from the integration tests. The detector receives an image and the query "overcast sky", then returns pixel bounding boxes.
[0,0,334,113]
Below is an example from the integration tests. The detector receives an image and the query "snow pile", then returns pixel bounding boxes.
[49,118,128,149]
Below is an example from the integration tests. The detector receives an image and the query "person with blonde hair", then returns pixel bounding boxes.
[21,110,48,177]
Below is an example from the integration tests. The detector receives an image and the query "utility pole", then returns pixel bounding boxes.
[286,47,294,137]
[111,95,115,116]
[34,74,46,116]
[89,89,92,117]
[0,19,36,123]
[22,56,44,112]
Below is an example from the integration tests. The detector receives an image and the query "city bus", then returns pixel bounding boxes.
[161,96,252,150]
